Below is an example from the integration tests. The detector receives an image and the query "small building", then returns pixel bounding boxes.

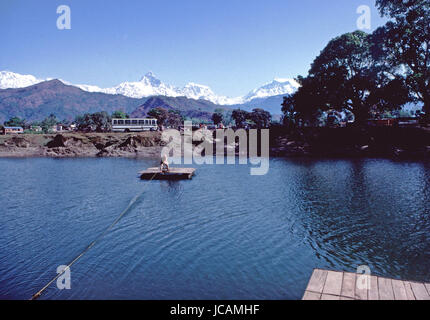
[49,124,65,133]
[31,125,42,132]
[2,126,24,134]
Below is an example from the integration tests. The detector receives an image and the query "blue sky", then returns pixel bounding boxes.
[0,0,387,97]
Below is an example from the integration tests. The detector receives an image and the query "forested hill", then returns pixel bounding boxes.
[0,80,232,122]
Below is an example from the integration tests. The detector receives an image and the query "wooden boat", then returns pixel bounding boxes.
[139,167,196,180]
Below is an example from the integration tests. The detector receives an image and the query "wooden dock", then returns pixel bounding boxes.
[303,269,430,300]
[139,167,196,180]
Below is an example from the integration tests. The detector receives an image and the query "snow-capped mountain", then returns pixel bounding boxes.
[243,78,301,101]
[179,83,243,105]
[0,71,300,105]
[0,71,44,89]
[105,72,180,98]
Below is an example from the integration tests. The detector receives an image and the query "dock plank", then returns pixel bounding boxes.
[305,269,328,294]
[303,269,430,301]
[403,281,416,300]
[302,291,321,300]
[341,272,356,299]
[425,283,430,296]
[392,279,408,300]
[322,271,343,296]
[368,276,379,300]
[321,294,340,300]
[355,273,369,300]
[376,277,394,300]
[410,282,430,300]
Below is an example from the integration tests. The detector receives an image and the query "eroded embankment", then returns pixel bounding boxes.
[1,126,430,159]
[0,132,165,158]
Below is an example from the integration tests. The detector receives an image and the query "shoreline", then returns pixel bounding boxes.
[1,126,430,160]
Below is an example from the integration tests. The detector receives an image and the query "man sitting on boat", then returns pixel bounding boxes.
[160,154,170,173]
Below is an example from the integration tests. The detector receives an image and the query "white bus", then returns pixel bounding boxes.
[112,118,158,132]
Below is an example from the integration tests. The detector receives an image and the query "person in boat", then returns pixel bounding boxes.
[160,154,170,173]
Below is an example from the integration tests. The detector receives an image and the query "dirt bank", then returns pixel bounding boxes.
[1,127,430,159]
[0,132,165,158]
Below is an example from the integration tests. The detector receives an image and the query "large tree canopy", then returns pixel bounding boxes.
[232,109,250,128]
[374,0,430,119]
[211,112,223,126]
[147,107,170,128]
[74,112,111,132]
[284,28,413,126]
[4,117,26,128]
[290,31,378,125]
[41,114,59,133]
[111,110,129,119]
[309,31,376,123]
[249,108,271,129]
[92,111,111,132]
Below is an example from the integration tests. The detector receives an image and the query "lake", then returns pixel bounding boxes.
[0,157,430,299]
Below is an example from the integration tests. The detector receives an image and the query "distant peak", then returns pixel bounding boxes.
[42,79,66,86]
[143,71,156,78]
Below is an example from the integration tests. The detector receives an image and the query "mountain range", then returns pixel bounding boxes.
[0,71,300,122]
[0,71,299,104]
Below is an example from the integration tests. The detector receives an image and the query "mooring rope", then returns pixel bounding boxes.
[30,172,158,300]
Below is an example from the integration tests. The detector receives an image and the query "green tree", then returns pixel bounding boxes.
[367,78,410,117]
[75,113,94,132]
[61,119,71,126]
[223,110,234,126]
[147,107,170,128]
[92,111,111,132]
[373,0,430,121]
[306,31,376,124]
[111,110,129,119]
[166,110,184,129]
[231,109,250,128]
[4,117,26,128]
[281,95,297,128]
[211,111,224,125]
[249,108,271,129]
[41,114,58,133]
[285,31,407,127]
[282,76,325,126]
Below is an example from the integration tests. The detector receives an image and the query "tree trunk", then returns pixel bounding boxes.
[423,95,430,124]
[353,103,370,127]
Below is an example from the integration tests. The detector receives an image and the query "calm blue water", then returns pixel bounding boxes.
[0,157,430,300]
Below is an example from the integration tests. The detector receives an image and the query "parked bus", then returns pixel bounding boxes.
[112,118,158,132]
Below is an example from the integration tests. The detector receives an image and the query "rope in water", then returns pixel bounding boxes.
[30,172,158,300]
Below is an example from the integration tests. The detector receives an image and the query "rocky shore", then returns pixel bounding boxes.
[270,126,430,159]
[1,126,430,159]
[0,132,165,158]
